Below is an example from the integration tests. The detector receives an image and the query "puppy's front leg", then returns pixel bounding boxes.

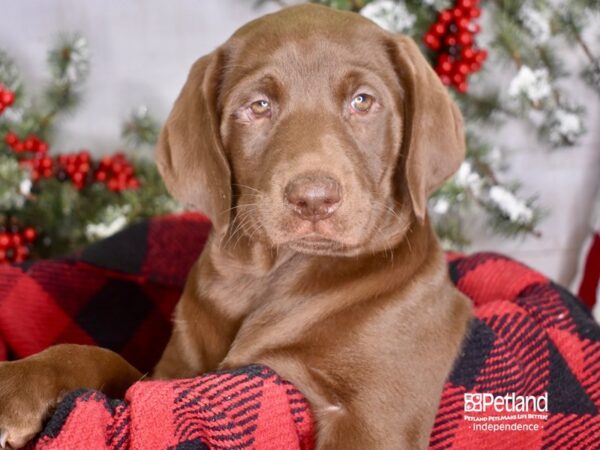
[152,260,241,380]
[0,344,141,449]
[151,295,237,379]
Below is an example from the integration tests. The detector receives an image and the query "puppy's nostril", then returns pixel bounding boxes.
[284,174,342,223]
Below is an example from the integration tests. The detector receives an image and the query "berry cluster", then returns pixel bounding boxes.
[95,153,140,192]
[423,0,487,93]
[21,155,54,181]
[56,151,92,190]
[0,220,37,264]
[4,131,141,192]
[0,84,15,115]
[5,132,52,181]
[5,132,49,154]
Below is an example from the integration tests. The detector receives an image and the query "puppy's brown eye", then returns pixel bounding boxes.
[249,99,271,117]
[351,94,373,113]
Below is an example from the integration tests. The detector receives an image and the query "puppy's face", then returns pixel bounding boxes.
[157,5,465,257]
[220,36,402,255]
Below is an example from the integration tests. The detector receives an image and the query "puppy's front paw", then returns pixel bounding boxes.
[0,360,63,449]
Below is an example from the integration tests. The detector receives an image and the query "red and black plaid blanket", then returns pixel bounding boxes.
[0,213,598,449]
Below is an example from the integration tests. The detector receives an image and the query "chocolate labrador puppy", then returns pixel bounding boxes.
[0,4,471,449]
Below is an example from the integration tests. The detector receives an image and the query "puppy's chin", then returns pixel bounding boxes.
[274,215,360,256]
[255,210,385,257]
[286,235,355,256]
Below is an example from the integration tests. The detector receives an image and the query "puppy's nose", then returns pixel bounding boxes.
[285,175,341,222]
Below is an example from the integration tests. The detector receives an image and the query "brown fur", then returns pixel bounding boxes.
[0,5,471,449]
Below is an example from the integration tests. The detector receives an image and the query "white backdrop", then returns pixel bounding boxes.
[2,0,599,284]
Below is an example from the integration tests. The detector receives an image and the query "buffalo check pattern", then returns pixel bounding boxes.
[0,214,598,449]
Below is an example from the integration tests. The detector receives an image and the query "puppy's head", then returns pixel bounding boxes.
[157,4,465,256]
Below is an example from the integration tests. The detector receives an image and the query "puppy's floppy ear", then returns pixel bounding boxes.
[391,35,465,222]
[156,51,231,234]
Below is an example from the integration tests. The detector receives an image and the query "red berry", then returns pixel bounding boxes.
[424,34,441,50]
[424,31,435,45]
[1,90,15,106]
[457,62,470,75]
[470,7,481,18]
[457,17,470,30]
[108,179,119,191]
[444,36,458,47]
[24,137,36,151]
[458,32,473,46]
[462,47,475,60]
[432,23,446,36]
[0,234,9,248]
[23,227,37,242]
[439,11,453,23]
[4,132,18,147]
[452,72,465,85]
[38,142,49,153]
[439,60,453,73]
[11,233,22,247]
[13,142,24,152]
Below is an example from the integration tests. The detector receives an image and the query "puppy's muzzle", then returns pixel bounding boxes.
[284,174,341,223]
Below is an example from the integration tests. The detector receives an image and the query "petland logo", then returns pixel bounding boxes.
[464,393,548,413]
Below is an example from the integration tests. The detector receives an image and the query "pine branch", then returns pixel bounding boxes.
[457,90,508,124]
[481,197,543,238]
[0,51,21,91]
[550,6,599,69]
[37,34,90,136]
[121,106,160,149]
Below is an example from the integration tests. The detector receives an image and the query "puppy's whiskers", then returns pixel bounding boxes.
[232,183,264,195]
[221,203,258,249]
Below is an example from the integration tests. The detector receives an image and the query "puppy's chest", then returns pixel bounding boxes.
[208,264,304,321]
[213,271,396,369]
